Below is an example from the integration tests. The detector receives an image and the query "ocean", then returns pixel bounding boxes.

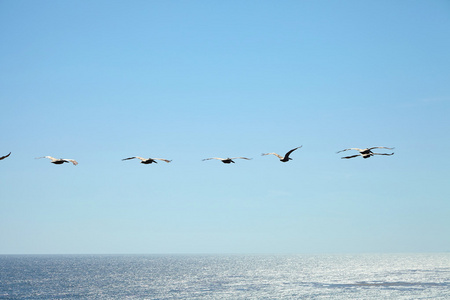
[1,253,449,299]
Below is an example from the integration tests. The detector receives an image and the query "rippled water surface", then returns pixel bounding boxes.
[1,253,449,299]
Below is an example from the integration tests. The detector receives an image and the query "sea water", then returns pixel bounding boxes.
[1,253,449,299]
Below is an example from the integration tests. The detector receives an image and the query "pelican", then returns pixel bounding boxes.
[36,156,78,165]
[261,146,302,162]
[202,157,252,164]
[0,152,11,160]
[337,147,394,159]
[122,156,172,164]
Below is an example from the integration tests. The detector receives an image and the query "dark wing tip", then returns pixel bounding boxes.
[0,152,11,160]
[122,157,135,161]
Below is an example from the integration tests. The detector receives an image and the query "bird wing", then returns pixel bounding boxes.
[368,147,395,151]
[122,156,147,161]
[65,159,78,166]
[341,154,361,159]
[336,148,362,153]
[372,152,394,156]
[0,152,11,160]
[230,157,252,160]
[284,146,302,158]
[202,157,223,161]
[122,157,137,161]
[154,158,172,163]
[261,153,283,159]
[134,157,148,161]
[36,156,57,161]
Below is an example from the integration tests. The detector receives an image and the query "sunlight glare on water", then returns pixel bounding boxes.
[1,253,449,299]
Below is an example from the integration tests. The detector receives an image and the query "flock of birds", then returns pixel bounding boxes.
[0,146,395,166]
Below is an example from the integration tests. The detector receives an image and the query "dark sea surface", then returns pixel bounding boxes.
[1,253,449,299]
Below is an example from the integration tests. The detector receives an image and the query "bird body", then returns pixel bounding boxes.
[337,147,394,159]
[262,146,302,162]
[0,152,11,160]
[202,157,252,164]
[36,156,78,165]
[122,156,171,164]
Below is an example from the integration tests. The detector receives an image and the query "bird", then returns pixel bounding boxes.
[261,146,302,162]
[36,156,78,165]
[202,157,252,164]
[337,147,394,159]
[122,156,172,164]
[0,152,11,160]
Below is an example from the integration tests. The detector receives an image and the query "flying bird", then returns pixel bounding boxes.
[0,152,11,160]
[202,157,252,164]
[122,156,172,164]
[337,147,395,159]
[36,156,78,165]
[261,146,302,162]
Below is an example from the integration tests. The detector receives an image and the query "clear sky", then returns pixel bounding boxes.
[1,0,449,254]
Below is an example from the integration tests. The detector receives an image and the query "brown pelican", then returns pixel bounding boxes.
[261,146,302,162]
[337,147,394,159]
[202,157,252,164]
[0,152,11,160]
[122,156,172,164]
[36,156,78,165]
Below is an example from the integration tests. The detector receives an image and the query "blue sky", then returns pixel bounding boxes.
[1,0,449,254]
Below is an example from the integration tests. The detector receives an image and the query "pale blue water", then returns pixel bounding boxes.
[1,253,449,299]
